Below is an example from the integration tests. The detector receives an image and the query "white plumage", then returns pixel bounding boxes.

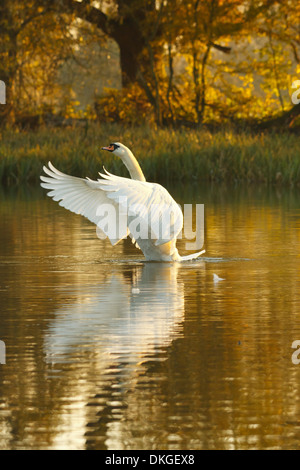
[40,142,205,261]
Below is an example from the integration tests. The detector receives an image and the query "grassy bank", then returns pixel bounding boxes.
[0,123,300,186]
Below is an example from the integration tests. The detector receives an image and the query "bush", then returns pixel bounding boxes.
[95,85,153,125]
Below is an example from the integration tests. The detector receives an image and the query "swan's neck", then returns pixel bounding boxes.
[122,149,146,182]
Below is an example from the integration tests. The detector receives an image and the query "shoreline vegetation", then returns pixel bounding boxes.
[0,124,299,187]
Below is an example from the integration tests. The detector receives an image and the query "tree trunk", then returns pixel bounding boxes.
[0,4,18,125]
[117,31,145,87]
[258,104,300,130]
[49,0,162,89]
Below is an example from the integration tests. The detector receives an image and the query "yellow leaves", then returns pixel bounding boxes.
[64,101,83,120]
[296,64,300,76]
[95,84,153,124]
[0,0,298,127]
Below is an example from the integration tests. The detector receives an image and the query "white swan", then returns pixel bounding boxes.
[40,142,205,261]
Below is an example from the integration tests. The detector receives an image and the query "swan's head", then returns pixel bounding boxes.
[102,142,129,159]
[102,142,145,182]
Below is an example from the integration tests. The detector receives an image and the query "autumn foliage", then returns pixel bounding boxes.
[1,1,300,128]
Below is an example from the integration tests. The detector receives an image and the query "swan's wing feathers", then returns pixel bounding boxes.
[41,163,183,249]
[40,163,127,245]
[97,173,183,245]
[149,183,183,245]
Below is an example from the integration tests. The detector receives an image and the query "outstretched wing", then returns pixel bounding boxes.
[97,169,183,245]
[41,163,183,248]
[40,162,128,245]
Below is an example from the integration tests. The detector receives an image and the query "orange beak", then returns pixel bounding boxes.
[102,145,114,152]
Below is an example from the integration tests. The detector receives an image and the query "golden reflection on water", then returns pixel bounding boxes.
[0,184,300,449]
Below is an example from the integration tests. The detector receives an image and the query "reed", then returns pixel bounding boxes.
[0,124,299,186]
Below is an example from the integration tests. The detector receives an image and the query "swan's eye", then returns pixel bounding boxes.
[102,144,119,152]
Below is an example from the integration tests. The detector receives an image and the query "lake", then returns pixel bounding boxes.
[0,182,300,450]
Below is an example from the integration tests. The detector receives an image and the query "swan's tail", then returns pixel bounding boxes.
[180,250,205,261]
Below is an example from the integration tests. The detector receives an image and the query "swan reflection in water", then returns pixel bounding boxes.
[44,262,187,368]
[42,261,205,449]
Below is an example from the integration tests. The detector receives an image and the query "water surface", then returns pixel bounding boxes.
[0,183,300,450]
